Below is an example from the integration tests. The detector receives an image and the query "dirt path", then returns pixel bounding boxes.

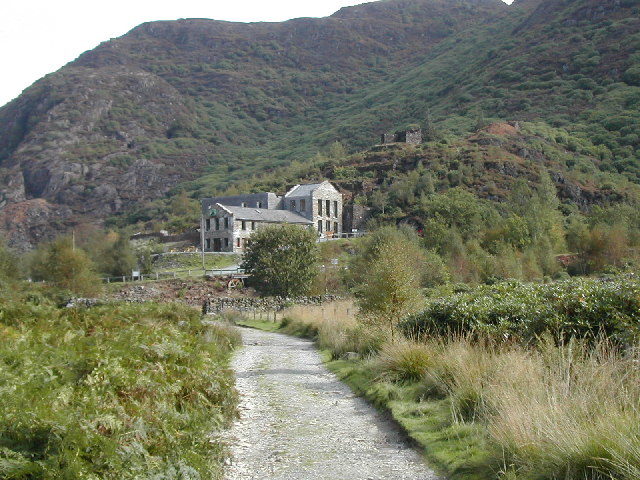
[223,327,438,480]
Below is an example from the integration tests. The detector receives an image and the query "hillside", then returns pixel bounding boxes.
[1,0,639,248]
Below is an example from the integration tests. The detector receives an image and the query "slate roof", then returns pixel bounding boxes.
[219,205,313,224]
[285,182,326,197]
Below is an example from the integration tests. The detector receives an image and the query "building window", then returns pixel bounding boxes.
[257,202,263,208]
[241,220,246,230]
[318,220,323,233]
[318,199,323,216]
[290,200,296,211]
[300,199,306,212]
[326,200,330,217]
[251,222,256,230]
[334,222,339,233]
[205,218,211,231]
[334,201,338,217]
[236,238,241,247]
[215,218,220,230]
[326,220,331,232]
[206,238,211,250]
[224,217,229,229]
[224,238,229,248]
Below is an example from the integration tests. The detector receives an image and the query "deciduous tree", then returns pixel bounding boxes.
[241,225,319,297]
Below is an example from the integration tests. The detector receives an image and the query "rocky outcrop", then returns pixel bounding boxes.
[0,66,209,249]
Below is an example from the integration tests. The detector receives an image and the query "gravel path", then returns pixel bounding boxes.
[223,327,438,480]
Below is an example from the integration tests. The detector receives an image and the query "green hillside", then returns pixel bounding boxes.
[0,0,639,249]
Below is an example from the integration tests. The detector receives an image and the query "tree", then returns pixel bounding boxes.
[101,232,136,276]
[30,237,101,296]
[241,225,319,297]
[348,227,425,340]
[0,238,18,282]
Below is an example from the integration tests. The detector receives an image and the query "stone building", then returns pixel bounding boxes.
[380,127,423,145]
[201,181,343,253]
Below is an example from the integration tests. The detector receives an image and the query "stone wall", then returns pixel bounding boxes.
[342,204,372,233]
[380,128,423,145]
[203,294,343,314]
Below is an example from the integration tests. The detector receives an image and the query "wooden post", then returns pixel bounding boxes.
[122,276,126,283]
[156,273,159,280]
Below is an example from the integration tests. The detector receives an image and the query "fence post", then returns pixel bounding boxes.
[156,273,159,280]
[122,276,126,283]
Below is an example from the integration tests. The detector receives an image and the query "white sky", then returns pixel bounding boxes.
[0,0,513,108]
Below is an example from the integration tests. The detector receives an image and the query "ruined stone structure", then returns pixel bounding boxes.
[201,181,343,253]
[380,127,423,145]
[342,204,372,233]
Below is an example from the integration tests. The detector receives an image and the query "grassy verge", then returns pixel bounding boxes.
[0,289,240,479]
[326,358,492,480]
[235,318,282,332]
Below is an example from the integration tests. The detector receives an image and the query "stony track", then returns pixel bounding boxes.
[223,327,438,480]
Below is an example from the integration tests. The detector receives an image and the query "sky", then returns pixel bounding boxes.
[0,0,513,108]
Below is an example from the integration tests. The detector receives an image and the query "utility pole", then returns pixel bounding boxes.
[200,212,206,272]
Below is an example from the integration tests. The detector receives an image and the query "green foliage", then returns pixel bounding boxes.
[0,297,238,479]
[402,278,640,345]
[100,232,137,276]
[29,237,102,296]
[348,227,425,338]
[0,238,18,282]
[241,225,319,297]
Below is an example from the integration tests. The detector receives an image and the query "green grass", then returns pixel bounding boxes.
[326,358,492,480]
[0,290,240,479]
[235,318,282,332]
[152,253,239,273]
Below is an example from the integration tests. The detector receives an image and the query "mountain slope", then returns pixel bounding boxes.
[0,0,506,249]
[1,0,639,249]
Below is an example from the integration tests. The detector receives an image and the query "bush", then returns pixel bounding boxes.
[402,278,640,346]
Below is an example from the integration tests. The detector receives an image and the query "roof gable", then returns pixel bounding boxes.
[285,181,336,197]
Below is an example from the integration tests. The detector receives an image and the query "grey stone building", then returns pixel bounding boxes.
[201,181,343,253]
[380,127,423,145]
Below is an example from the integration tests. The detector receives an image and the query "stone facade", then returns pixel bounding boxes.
[201,181,343,253]
[284,181,343,237]
[380,127,423,145]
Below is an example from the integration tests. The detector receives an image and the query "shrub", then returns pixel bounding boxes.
[402,278,640,346]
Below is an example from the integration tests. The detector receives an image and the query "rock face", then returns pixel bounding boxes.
[0,0,506,249]
[0,66,210,249]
